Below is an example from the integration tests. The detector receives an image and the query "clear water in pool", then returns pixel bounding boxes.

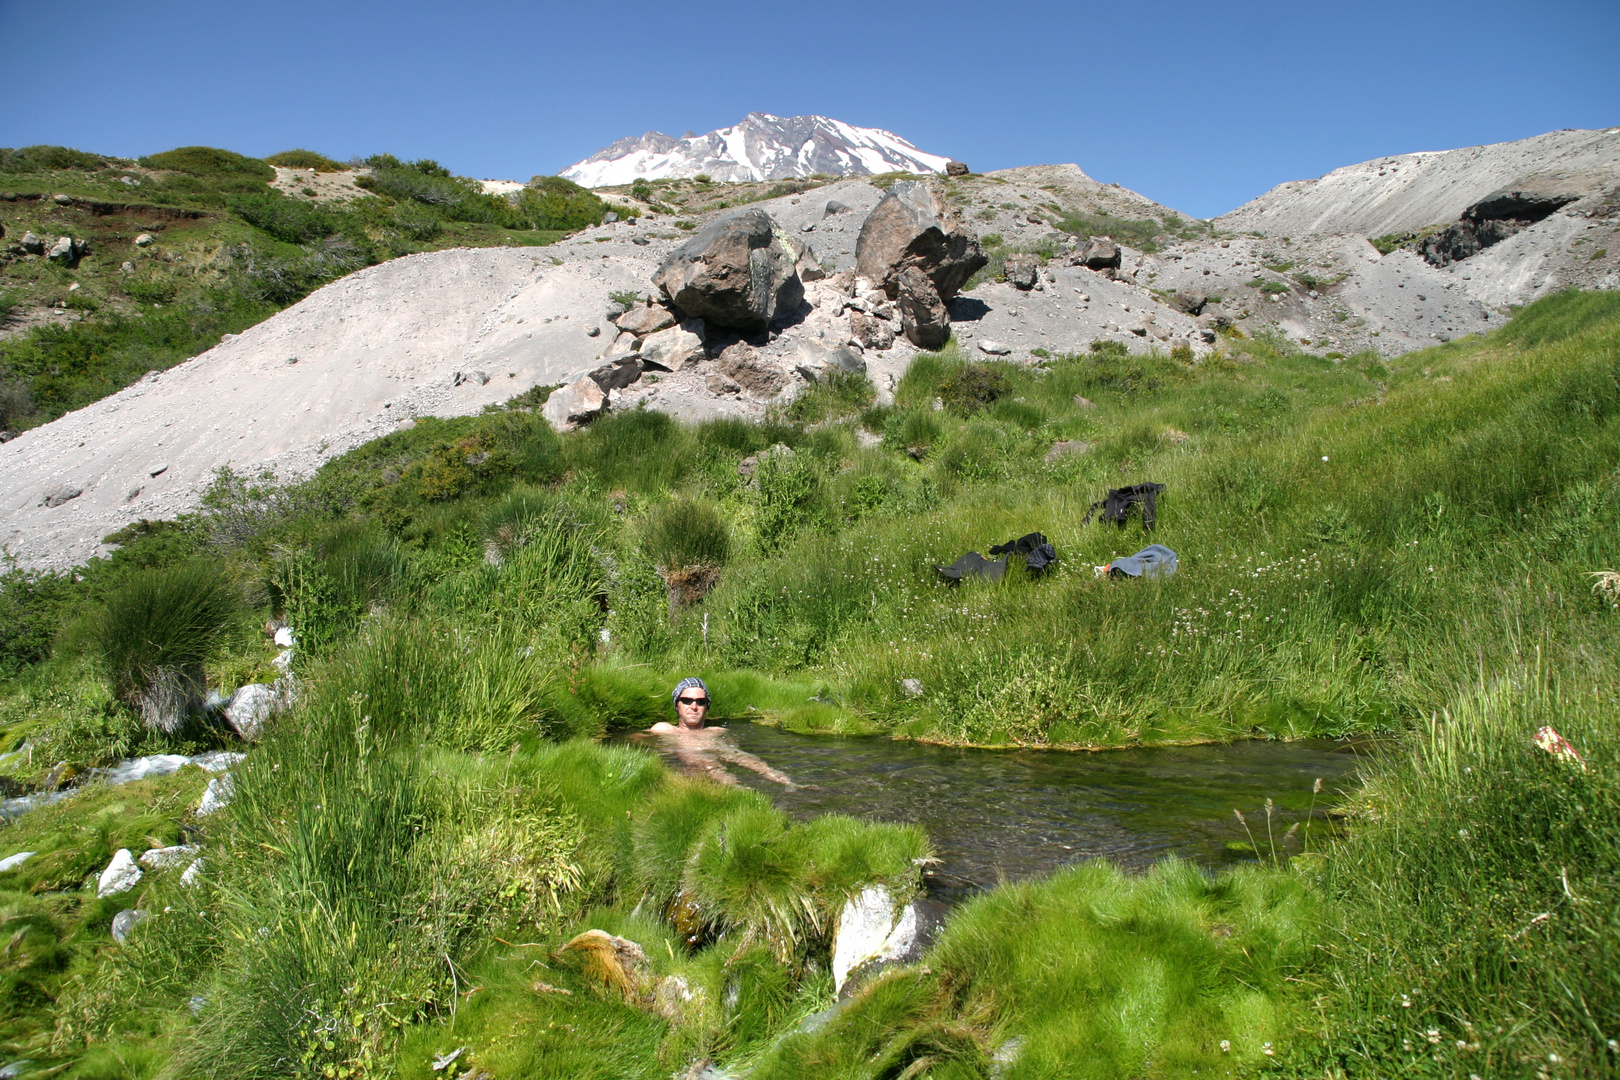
[626,723,1366,902]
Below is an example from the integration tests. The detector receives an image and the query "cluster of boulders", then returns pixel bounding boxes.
[5,230,92,267]
[541,181,993,432]
[853,181,987,348]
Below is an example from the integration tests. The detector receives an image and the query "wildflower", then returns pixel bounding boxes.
[1219,1040,1230,1053]
[1400,994,1412,1008]
[1427,1029,1442,1044]
[1533,726,1587,771]
[1403,1040,1413,1052]
[1262,1043,1274,1056]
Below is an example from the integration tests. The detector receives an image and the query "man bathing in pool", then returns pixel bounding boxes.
[646,677,796,788]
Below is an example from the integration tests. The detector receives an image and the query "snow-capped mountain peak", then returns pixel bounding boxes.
[561,113,951,188]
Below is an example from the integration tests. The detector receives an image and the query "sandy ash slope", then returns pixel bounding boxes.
[2,133,1616,572]
[1216,128,1620,238]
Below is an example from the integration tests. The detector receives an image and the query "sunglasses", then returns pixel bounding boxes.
[677,696,711,707]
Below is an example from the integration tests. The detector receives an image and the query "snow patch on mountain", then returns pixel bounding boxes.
[562,113,951,188]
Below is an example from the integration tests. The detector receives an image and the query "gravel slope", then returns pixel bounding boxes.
[1215,127,1620,238]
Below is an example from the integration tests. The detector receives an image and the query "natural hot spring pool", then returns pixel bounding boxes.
[626,723,1368,903]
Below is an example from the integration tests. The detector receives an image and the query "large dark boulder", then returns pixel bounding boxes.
[895,267,951,350]
[1004,253,1039,291]
[855,181,986,302]
[653,208,804,335]
[1076,238,1121,270]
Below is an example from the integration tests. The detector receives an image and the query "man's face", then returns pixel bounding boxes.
[676,690,710,727]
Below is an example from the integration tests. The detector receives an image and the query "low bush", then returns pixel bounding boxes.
[643,499,731,570]
[0,145,111,172]
[264,149,345,172]
[140,146,274,181]
[937,361,1010,414]
[91,561,239,731]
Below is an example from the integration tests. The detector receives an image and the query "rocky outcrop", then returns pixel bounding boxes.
[653,209,804,334]
[1170,288,1207,315]
[587,357,645,392]
[637,321,706,371]
[894,265,952,349]
[945,160,970,177]
[1076,238,1122,270]
[793,342,867,383]
[1004,253,1039,291]
[615,303,676,336]
[1417,181,1586,268]
[855,181,987,303]
[98,849,142,897]
[542,378,609,432]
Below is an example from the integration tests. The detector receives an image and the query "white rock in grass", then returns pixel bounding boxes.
[273,626,295,648]
[197,774,234,816]
[225,683,279,739]
[179,859,205,887]
[98,848,143,897]
[832,885,897,993]
[139,844,199,870]
[0,851,35,872]
[977,340,1012,355]
[111,908,150,944]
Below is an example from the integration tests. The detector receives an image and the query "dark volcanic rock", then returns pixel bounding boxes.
[1077,238,1122,270]
[1004,253,1039,291]
[653,209,804,335]
[895,266,951,350]
[854,181,986,302]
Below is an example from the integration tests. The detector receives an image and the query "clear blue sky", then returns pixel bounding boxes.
[1,0,1614,218]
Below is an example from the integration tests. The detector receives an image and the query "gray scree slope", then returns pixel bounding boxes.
[1217,128,1620,238]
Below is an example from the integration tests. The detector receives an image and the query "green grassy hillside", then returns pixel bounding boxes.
[0,144,625,433]
[1,290,1617,1078]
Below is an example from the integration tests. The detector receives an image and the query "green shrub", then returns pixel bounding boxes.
[518,176,617,231]
[264,149,345,172]
[937,362,1010,414]
[0,564,72,674]
[643,499,731,570]
[0,145,111,172]
[1054,209,1164,249]
[229,191,362,246]
[0,379,34,428]
[784,369,875,424]
[91,561,239,730]
[120,270,180,305]
[389,200,442,241]
[140,146,274,181]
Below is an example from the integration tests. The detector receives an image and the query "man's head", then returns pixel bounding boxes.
[671,676,710,729]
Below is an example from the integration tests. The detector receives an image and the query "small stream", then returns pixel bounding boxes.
[630,723,1367,903]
